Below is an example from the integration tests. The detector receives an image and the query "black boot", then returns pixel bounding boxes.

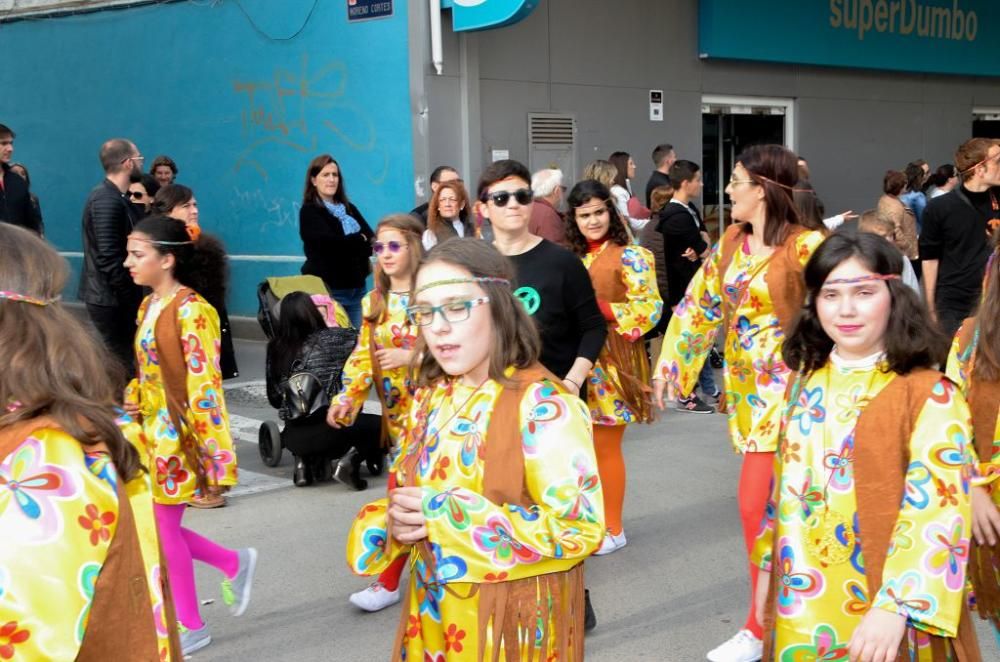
[293,456,311,487]
[584,588,597,631]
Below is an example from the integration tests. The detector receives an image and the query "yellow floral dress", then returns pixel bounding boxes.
[752,357,973,659]
[334,291,418,448]
[656,230,824,453]
[0,419,174,660]
[582,242,662,425]
[946,326,1000,489]
[125,291,238,504]
[346,376,604,660]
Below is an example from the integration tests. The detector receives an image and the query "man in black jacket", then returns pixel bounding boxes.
[410,164,462,226]
[920,137,1000,336]
[0,124,41,234]
[79,138,145,377]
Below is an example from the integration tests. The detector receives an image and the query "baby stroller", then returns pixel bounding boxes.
[257,276,383,488]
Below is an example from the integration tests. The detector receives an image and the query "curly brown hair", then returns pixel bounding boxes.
[563,179,631,257]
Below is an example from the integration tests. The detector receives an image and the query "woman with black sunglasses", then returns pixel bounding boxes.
[328,213,425,613]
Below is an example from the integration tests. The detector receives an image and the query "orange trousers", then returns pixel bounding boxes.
[593,424,627,535]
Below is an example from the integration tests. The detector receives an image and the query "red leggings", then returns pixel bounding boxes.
[376,472,406,591]
[738,451,774,639]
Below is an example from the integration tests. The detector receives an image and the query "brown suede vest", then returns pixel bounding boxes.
[955,317,1000,629]
[717,223,809,336]
[143,287,211,493]
[394,366,587,661]
[588,244,654,423]
[763,371,980,661]
[0,418,181,661]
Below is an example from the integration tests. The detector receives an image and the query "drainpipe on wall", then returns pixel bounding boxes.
[429,0,443,75]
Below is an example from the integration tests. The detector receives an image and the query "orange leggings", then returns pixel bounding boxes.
[376,472,406,591]
[738,451,774,640]
[593,425,627,535]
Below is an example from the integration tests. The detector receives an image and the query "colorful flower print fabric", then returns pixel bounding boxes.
[125,291,237,504]
[334,291,417,449]
[753,362,973,659]
[655,230,824,453]
[945,323,1000,490]
[581,242,662,425]
[346,376,604,660]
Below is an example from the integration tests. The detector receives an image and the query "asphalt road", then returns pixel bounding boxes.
[185,340,1000,661]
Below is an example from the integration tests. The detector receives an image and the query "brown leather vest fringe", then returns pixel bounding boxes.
[955,318,1000,629]
[368,292,393,451]
[588,244,654,423]
[393,366,586,661]
[763,370,980,661]
[717,223,808,337]
[0,418,181,661]
[146,288,211,494]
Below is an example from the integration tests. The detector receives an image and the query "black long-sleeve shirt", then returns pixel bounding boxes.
[507,239,607,377]
[299,200,374,290]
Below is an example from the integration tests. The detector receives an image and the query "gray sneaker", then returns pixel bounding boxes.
[179,623,212,655]
[221,547,258,617]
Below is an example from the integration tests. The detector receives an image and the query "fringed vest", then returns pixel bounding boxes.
[955,318,1000,631]
[763,370,981,661]
[393,366,587,661]
[588,244,654,423]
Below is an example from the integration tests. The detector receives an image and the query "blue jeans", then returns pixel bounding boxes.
[697,360,718,397]
[328,286,365,329]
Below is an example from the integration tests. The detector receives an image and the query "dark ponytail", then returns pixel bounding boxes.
[133,215,229,311]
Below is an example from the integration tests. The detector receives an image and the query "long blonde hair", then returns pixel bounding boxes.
[0,225,142,480]
[364,214,426,324]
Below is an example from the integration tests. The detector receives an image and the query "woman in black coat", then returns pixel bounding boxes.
[299,155,374,328]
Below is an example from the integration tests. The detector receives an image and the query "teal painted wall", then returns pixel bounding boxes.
[2,0,412,315]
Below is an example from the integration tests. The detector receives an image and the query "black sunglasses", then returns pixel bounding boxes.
[128,190,145,200]
[484,188,533,207]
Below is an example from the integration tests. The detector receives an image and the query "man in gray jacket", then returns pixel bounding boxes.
[79,138,144,377]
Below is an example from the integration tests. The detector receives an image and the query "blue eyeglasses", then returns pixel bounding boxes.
[406,297,490,326]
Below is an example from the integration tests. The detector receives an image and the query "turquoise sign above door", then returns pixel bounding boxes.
[699,0,1000,77]
[442,0,539,32]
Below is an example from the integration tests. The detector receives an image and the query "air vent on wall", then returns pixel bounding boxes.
[529,113,575,147]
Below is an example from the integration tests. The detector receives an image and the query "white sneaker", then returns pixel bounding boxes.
[349,581,400,612]
[706,629,763,662]
[592,530,627,556]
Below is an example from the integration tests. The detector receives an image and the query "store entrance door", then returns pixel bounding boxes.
[973,108,1000,139]
[701,96,795,237]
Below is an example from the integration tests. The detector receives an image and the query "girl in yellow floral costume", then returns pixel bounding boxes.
[653,145,826,662]
[331,213,425,613]
[347,238,604,660]
[755,231,979,660]
[564,179,662,555]
[946,234,1000,650]
[0,224,179,660]
[123,216,256,656]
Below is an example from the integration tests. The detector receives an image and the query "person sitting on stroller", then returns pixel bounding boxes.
[265,291,381,487]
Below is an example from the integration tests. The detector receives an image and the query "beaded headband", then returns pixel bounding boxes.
[749,172,796,191]
[0,290,60,306]
[415,276,510,295]
[823,274,901,285]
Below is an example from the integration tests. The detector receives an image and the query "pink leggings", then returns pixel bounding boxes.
[154,502,239,629]
[738,451,774,640]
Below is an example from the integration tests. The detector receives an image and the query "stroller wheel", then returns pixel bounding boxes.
[258,421,283,467]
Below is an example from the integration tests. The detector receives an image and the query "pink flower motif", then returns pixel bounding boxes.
[0,437,78,541]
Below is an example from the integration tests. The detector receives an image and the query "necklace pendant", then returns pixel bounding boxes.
[804,509,855,566]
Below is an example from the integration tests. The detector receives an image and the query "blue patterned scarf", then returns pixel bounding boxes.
[322,200,361,235]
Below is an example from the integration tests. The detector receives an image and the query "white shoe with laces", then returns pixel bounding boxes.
[349,581,400,612]
[592,530,627,556]
[706,629,763,662]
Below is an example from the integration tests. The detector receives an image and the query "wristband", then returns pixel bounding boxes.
[564,377,581,389]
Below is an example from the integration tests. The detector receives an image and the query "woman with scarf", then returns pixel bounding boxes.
[299,155,375,328]
[564,179,662,555]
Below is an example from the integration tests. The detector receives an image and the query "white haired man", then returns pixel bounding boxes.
[528,167,566,246]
